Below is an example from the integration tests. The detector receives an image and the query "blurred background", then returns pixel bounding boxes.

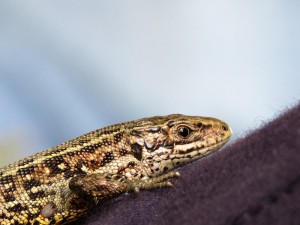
[0,1,299,166]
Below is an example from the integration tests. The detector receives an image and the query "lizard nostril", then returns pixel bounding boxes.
[197,123,203,130]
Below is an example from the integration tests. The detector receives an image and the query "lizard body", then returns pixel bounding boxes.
[0,114,232,225]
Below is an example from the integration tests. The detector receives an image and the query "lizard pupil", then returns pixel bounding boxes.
[178,126,191,138]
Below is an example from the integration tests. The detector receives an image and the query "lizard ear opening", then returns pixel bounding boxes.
[130,143,143,161]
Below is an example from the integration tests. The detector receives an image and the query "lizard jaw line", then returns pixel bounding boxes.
[173,135,230,156]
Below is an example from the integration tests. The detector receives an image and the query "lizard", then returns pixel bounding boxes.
[0,114,232,225]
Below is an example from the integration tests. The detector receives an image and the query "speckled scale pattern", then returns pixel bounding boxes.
[0,122,131,224]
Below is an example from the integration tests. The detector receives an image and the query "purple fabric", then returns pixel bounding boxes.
[74,104,300,225]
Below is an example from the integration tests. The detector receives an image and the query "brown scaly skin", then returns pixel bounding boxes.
[0,114,232,225]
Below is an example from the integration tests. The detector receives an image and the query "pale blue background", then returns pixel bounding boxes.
[0,1,299,166]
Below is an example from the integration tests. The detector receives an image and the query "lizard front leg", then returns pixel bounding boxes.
[68,171,180,203]
[29,172,181,224]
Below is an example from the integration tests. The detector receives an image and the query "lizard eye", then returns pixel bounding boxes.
[178,126,192,139]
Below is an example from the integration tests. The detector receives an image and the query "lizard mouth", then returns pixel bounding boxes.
[169,135,231,167]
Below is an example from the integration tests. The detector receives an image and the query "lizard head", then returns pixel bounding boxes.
[129,114,232,177]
